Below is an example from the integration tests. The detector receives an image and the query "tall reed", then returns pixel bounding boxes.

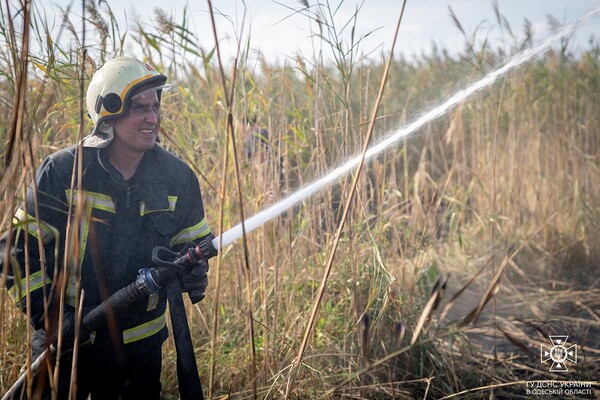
[0,1,599,398]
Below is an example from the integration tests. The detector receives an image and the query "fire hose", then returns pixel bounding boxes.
[2,234,218,400]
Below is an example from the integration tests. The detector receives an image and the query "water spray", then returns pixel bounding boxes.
[211,5,600,251]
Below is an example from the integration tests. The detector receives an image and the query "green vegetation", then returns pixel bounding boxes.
[1,1,599,398]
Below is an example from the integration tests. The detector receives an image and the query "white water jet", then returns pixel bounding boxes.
[213,6,600,251]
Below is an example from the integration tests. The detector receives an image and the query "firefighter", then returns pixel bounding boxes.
[2,57,212,399]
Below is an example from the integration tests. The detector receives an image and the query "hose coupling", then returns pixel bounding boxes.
[136,268,162,296]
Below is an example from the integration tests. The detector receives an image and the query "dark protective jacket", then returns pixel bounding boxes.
[3,143,211,359]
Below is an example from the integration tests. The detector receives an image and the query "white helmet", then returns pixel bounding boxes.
[86,57,171,133]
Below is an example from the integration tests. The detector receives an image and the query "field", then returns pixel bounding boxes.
[1,1,599,399]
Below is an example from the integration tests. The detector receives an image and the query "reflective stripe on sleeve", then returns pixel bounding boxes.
[13,209,57,245]
[64,190,116,306]
[7,270,50,306]
[65,204,93,307]
[170,218,211,247]
[122,312,166,344]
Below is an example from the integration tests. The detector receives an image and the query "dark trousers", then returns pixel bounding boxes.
[25,340,162,400]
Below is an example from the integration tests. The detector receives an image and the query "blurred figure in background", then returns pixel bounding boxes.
[244,114,278,202]
[245,114,271,163]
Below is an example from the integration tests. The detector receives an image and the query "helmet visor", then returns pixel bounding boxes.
[131,83,174,101]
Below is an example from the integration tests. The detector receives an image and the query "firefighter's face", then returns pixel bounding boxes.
[111,89,161,154]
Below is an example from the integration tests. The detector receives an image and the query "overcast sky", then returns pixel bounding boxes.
[45,0,600,64]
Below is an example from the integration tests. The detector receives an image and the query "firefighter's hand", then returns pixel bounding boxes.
[31,329,49,360]
[181,259,209,304]
[52,309,90,350]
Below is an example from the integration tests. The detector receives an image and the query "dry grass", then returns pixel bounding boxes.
[1,1,599,399]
